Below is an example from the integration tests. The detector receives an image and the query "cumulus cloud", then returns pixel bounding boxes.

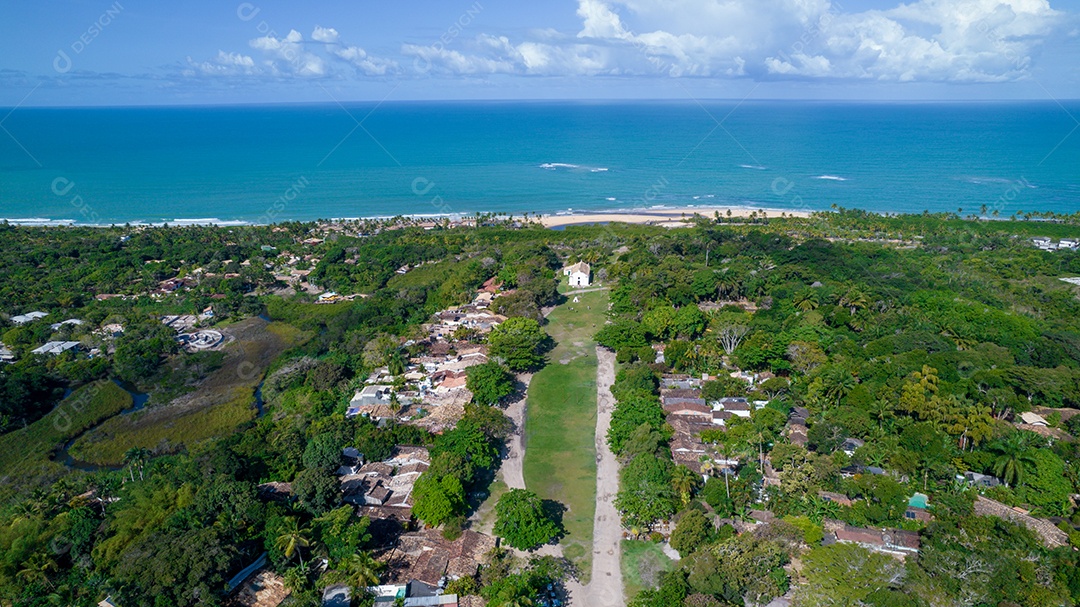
[249,29,326,76]
[333,46,400,76]
[182,1,1072,84]
[184,51,258,76]
[403,0,1069,82]
[185,25,401,80]
[311,26,340,44]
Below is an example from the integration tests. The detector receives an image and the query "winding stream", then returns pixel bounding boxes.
[52,379,148,472]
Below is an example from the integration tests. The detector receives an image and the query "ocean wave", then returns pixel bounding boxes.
[961,176,1038,189]
[0,218,77,227]
[740,164,767,170]
[814,175,848,181]
[540,162,609,173]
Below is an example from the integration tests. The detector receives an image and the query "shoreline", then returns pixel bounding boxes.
[0,205,817,229]
[536,206,811,228]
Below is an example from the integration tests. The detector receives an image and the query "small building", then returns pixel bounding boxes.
[11,311,48,325]
[49,318,85,331]
[1019,412,1049,427]
[562,261,591,287]
[714,397,751,418]
[0,345,15,363]
[322,585,350,607]
[31,341,81,356]
[825,520,920,559]
[350,385,395,409]
[840,437,865,457]
[961,471,1001,488]
[818,490,854,508]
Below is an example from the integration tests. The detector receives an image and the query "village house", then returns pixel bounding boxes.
[1019,411,1049,427]
[347,385,398,420]
[31,341,82,356]
[973,495,1069,548]
[562,261,591,287]
[369,581,458,606]
[381,528,496,588]
[49,318,84,331]
[785,406,809,446]
[840,437,865,457]
[714,397,752,419]
[824,519,920,559]
[340,446,429,510]
[961,471,1001,488]
[818,490,855,508]
[10,311,48,325]
[0,345,15,363]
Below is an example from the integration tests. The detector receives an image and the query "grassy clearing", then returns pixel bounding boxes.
[69,318,305,466]
[523,289,609,573]
[0,381,131,498]
[621,540,674,600]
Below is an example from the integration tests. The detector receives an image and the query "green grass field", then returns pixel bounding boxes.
[0,380,132,499]
[523,288,608,573]
[621,540,675,600]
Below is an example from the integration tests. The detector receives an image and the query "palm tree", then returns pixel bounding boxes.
[822,368,856,409]
[793,290,818,312]
[670,466,699,507]
[805,495,840,524]
[989,433,1037,488]
[16,553,56,588]
[338,551,384,589]
[275,517,313,567]
[388,393,402,420]
[122,447,150,482]
[839,288,868,315]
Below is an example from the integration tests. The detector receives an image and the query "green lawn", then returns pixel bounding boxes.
[0,380,132,500]
[523,289,609,573]
[622,540,675,600]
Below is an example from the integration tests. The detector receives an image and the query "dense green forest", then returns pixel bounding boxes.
[2,211,1080,606]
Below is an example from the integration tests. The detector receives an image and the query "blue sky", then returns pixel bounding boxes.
[3,0,1079,106]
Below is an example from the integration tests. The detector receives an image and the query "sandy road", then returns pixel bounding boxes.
[572,345,624,607]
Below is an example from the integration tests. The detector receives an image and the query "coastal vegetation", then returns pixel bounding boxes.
[2,210,1080,606]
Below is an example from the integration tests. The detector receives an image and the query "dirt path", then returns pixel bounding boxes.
[563,286,610,296]
[500,374,531,490]
[573,345,624,607]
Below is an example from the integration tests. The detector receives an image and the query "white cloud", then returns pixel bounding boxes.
[186,25,399,80]
[249,29,326,76]
[312,26,340,44]
[183,1,1072,84]
[333,46,400,76]
[405,0,1068,82]
[184,51,258,76]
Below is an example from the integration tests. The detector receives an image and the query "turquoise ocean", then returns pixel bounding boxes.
[0,101,1077,225]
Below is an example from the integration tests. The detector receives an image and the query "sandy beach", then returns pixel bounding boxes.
[538,206,812,228]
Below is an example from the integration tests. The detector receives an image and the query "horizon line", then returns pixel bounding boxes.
[7,97,1080,111]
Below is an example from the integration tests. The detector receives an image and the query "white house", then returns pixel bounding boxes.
[1019,412,1049,427]
[11,311,48,325]
[563,261,591,287]
[31,341,81,356]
